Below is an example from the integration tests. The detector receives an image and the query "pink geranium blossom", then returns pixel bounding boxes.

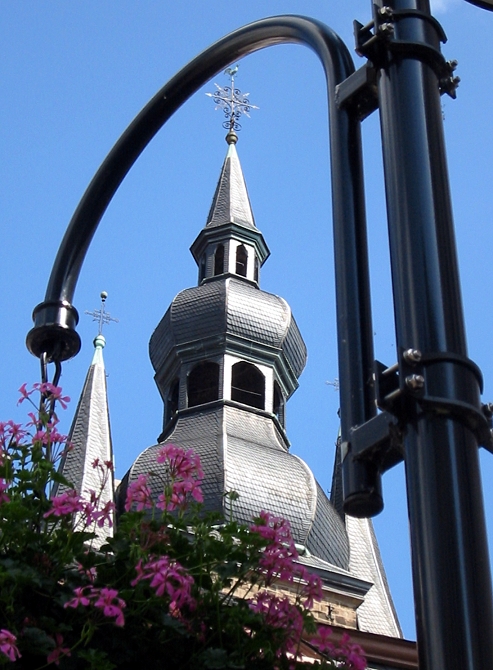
[132,555,196,611]
[93,588,126,627]
[91,500,115,528]
[0,479,10,506]
[312,628,367,670]
[44,490,85,518]
[0,629,21,662]
[156,444,203,511]
[249,592,304,656]
[47,633,71,666]
[65,586,126,627]
[64,586,92,609]
[125,473,153,512]
[18,382,70,409]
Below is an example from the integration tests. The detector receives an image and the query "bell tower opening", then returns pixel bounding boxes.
[236,244,248,277]
[231,361,265,410]
[188,361,220,407]
[214,244,225,276]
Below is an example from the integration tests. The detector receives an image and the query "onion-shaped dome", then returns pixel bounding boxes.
[150,277,306,396]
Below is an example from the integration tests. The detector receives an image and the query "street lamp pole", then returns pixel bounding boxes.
[371,1,493,667]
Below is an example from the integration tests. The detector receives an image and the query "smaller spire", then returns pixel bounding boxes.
[206,65,258,141]
[55,292,116,548]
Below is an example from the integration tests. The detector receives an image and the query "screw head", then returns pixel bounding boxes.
[403,348,422,364]
[406,374,425,391]
[379,22,394,36]
[379,6,393,18]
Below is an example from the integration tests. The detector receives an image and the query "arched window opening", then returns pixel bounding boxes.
[231,362,265,410]
[214,244,224,276]
[188,362,220,408]
[199,254,206,283]
[273,381,285,427]
[254,256,259,283]
[236,244,248,277]
[166,378,180,423]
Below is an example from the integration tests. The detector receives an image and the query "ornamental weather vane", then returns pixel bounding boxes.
[206,66,259,134]
[85,291,119,335]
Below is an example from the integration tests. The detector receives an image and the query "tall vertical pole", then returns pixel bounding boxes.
[374,0,493,667]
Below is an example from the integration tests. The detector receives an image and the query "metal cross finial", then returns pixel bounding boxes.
[326,378,340,391]
[206,65,258,133]
[85,291,119,335]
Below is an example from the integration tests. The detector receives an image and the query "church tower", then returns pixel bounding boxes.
[118,128,350,571]
[66,75,406,648]
[114,110,401,637]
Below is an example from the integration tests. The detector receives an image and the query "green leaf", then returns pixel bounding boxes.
[78,648,117,670]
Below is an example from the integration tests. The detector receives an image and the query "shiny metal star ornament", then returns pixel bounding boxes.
[206,65,258,133]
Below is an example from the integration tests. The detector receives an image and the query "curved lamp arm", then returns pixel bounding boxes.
[26,14,376,507]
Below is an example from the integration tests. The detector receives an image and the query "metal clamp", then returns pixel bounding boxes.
[375,348,493,452]
[353,6,459,99]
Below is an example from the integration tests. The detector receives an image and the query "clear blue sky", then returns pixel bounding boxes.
[2,0,492,641]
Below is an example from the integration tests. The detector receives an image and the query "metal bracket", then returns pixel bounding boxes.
[352,6,460,99]
[349,410,405,473]
[375,348,493,452]
[345,347,493,486]
[335,62,379,120]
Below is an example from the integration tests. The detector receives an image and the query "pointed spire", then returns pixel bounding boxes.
[205,138,257,230]
[55,296,116,546]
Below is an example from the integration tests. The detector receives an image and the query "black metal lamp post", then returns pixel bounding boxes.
[25,3,493,669]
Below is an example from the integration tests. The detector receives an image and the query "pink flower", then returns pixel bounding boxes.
[312,629,367,670]
[125,474,153,512]
[47,633,71,666]
[132,556,195,611]
[44,490,85,518]
[300,570,323,608]
[155,444,203,511]
[37,383,70,409]
[17,383,34,405]
[64,587,91,609]
[64,587,126,627]
[77,563,97,583]
[5,421,26,442]
[92,588,126,627]
[91,500,115,528]
[0,479,10,506]
[0,629,21,662]
[249,592,304,656]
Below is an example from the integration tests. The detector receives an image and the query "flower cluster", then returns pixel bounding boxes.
[156,443,204,511]
[0,384,367,669]
[0,629,21,662]
[45,477,115,529]
[132,556,196,610]
[312,629,367,670]
[250,511,323,607]
[65,586,126,627]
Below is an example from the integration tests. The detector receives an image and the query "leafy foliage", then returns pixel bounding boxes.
[0,385,367,669]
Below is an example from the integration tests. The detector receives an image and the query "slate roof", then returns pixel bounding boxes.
[346,515,403,637]
[56,335,114,546]
[119,403,350,570]
[205,141,256,230]
[150,277,307,383]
